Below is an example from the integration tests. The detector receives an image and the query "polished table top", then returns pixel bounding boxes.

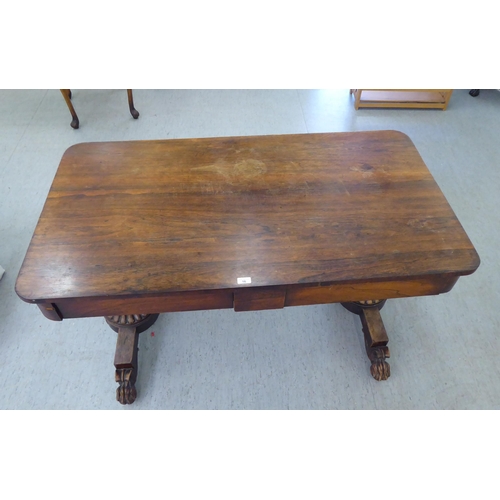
[16,130,480,306]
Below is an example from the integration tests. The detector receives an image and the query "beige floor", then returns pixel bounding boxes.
[1,89,499,409]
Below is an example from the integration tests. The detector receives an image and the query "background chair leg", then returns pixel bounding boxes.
[60,89,79,129]
[127,89,139,119]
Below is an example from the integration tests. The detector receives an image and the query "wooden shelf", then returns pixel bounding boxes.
[350,89,453,110]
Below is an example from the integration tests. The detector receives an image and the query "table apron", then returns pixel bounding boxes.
[36,274,460,321]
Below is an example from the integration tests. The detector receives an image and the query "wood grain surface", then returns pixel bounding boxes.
[16,131,480,306]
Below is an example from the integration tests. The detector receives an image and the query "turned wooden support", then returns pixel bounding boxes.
[342,300,390,381]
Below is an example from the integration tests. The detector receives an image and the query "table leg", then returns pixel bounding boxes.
[341,300,390,381]
[127,89,139,119]
[114,325,139,404]
[105,314,159,404]
[60,89,79,129]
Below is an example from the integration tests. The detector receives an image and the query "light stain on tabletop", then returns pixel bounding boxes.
[191,158,267,181]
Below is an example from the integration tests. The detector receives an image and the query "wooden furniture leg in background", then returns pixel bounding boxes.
[60,90,139,128]
[350,89,362,110]
[60,89,79,129]
[350,89,453,110]
[342,300,390,381]
[127,89,139,119]
[105,314,159,404]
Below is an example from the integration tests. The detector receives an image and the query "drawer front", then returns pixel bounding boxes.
[53,289,234,319]
[285,275,459,306]
[233,286,287,312]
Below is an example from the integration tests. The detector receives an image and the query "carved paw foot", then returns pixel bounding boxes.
[367,345,391,381]
[370,359,391,381]
[116,367,137,405]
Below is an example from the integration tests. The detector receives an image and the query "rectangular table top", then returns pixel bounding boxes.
[16,130,480,303]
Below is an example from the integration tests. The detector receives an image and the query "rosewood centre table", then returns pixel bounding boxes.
[16,131,480,404]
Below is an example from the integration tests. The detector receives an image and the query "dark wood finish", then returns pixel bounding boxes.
[285,274,459,307]
[341,299,387,317]
[342,300,390,380]
[360,306,391,380]
[234,286,286,312]
[111,314,158,404]
[34,274,459,320]
[52,289,235,318]
[37,302,63,321]
[114,326,140,404]
[15,131,480,401]
[105,313,159,333]
[16,131,479,303]
[59,89,139,128]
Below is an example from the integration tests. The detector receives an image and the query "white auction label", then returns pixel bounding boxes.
[237,277,252,284]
